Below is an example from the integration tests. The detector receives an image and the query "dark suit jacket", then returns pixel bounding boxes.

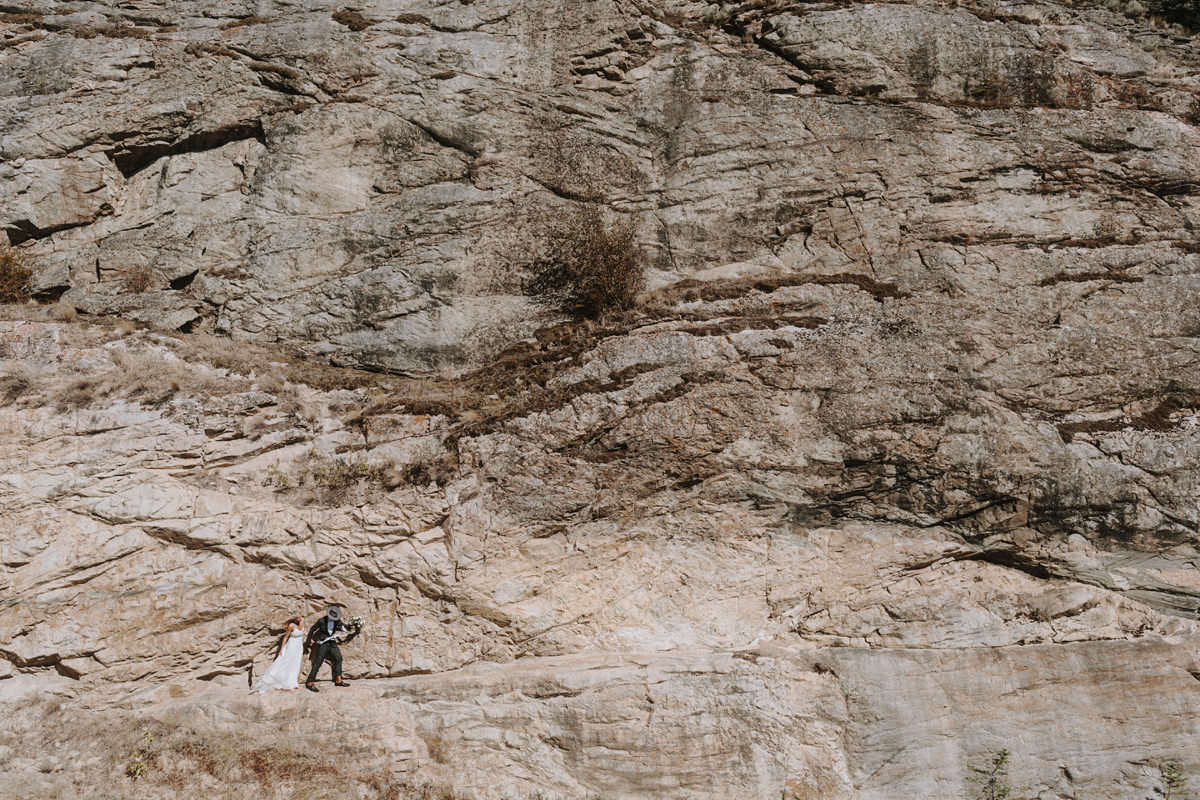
[305,616,358,652]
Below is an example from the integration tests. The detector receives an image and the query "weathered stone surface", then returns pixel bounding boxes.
[2,0,1200,796]
[4,0,1200,372]
[1,305,1198,797]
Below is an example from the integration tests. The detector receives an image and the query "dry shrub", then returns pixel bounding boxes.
[0,363,36,405]
[168,332,389,393]
[121,266,156,294]
[0,376,30,405]
[523,206,644,319]
[0,247,32,303]
[332,8,374,30]
[395,452,459,487]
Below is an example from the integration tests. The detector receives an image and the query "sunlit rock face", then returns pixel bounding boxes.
[4,0,1200,375]
[2,0,1199,798]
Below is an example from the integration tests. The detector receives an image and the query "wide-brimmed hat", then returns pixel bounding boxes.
[326,606,343,621]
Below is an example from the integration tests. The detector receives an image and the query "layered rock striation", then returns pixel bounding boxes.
[2,0,1200,798]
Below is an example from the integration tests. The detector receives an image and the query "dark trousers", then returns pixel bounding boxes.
[306,642,343,684]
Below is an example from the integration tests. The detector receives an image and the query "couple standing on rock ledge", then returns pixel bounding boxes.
[251,605,363,694]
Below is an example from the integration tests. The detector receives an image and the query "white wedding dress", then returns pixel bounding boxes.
[251,629,304,692]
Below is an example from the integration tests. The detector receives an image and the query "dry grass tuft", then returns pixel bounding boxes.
[0,363,38,405]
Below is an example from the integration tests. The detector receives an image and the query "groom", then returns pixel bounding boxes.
[304,605,359,692]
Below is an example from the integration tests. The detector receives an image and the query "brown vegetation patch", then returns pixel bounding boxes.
[395,452,460,487]
[0,13,155,40]
[1055,418,1128,442]
[681,315,826,336]
[12,347,251,412]
[522,206,645,320]
[265,450,390,505]
[659,271,907,304]
[121,265,157,294]
[248,60,303,79]
[1038,270,1143,287]
[219,15,272,30]
[332,8,375,31]
[2,699,461,800]
[0,370,32,404]
[395,12,432,24]
[0,247,32,303]
[1132,395,1195,431]
[157,333,399,393]
[0,11,42,25]
[185,40,241,59]
[72,24,156,39]
[1055,392,1200,442]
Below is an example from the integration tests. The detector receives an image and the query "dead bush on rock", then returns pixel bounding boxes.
[0,247,32,303]
[121,266,157,294]
[332,8,375,30]
[523,206,644,319]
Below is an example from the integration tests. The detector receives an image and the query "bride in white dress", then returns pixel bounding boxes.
[252,616,305,693]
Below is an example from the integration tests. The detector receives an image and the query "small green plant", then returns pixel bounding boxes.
[125,730,153,780]
[1158,760,1190,800]
[969,749,1012,800]
[0,247,32,303]
[523,206,644,319]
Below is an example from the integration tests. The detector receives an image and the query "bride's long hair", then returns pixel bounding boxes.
[289,616,302,626]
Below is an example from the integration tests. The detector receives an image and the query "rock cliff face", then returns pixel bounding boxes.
[2,0,1200,798]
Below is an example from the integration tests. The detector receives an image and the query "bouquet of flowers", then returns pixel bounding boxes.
[348,615,365,629]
